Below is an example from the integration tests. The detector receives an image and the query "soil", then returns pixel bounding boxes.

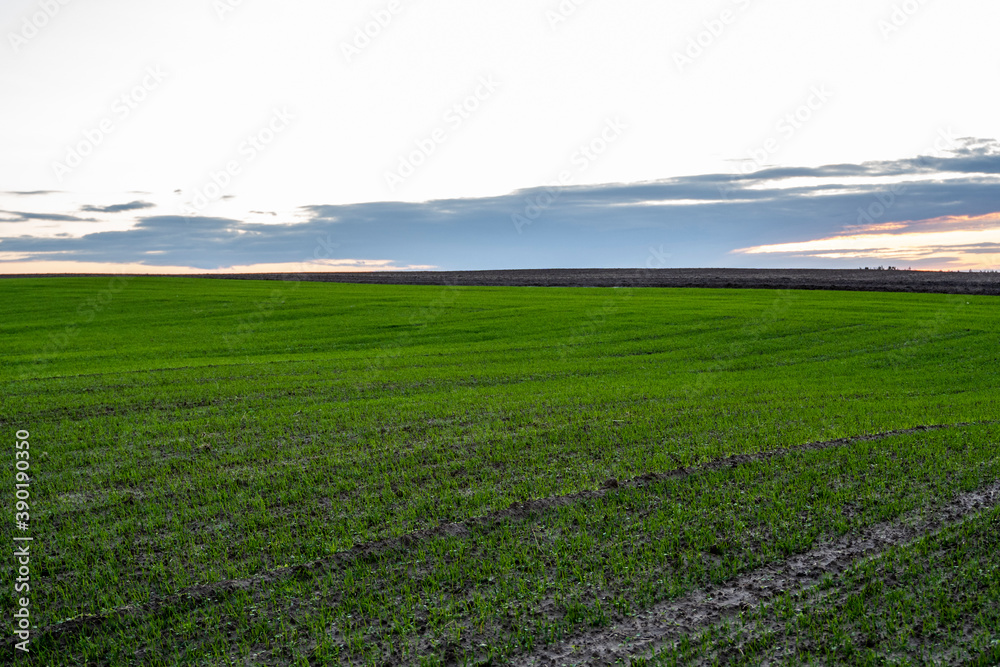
[8,269,1000,295]
[37,422,990,642]
[509,479,1000,666]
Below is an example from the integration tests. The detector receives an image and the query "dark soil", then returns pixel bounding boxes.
[510,479,1000,666]
[8,268,1000,295]
[36,422,988,642]
[38,423,999,665]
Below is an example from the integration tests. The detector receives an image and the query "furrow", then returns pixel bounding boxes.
[35,421,988,640]
[511,480,1000,666]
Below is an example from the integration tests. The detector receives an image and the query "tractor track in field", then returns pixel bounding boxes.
[509,479,1000,666]
[36,420,995,642]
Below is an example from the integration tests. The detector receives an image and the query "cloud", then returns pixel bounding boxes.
[1,211,95,222]
[736,213,1000,266]
[80,200,156,214]
[2,142,999,271]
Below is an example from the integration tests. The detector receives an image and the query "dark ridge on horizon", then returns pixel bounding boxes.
[3,268,1000,295]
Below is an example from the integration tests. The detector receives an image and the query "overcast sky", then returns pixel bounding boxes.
[2,0,999,273]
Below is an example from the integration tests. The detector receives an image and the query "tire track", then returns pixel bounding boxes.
[510,481,1000,666]
[35,421,992,640]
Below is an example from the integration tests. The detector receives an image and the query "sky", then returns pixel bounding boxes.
[2,0,999,273]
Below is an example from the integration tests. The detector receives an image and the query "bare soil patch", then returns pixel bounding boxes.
[510,479,1000,666]
[8,269,1000,295]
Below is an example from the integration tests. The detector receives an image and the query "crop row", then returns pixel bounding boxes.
[31,422,1000,665]
[4,281,998,630]
[642,503,1000,665]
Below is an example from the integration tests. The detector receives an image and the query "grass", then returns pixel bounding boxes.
[1,276,998,664]
[642,503,1000,665]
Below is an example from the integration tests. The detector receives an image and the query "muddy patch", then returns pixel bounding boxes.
[509,480,1000,666]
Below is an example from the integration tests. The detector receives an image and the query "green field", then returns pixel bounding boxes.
[2,276,999,665]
